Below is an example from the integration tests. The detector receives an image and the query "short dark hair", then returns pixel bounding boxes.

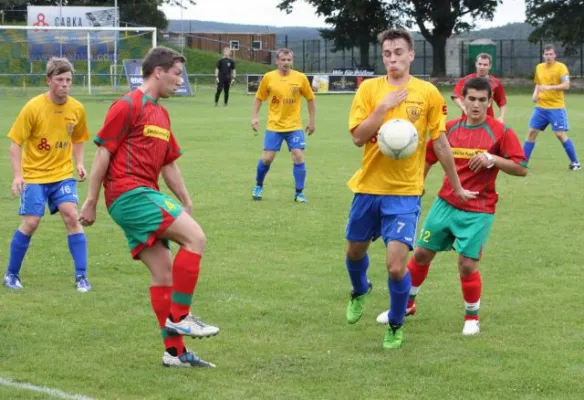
[543,44,555,53]
[276,48,293,59]
[46,57,74,78]
[462,77,492,99]
[142,46,186,79]
[377,28,414,51]
[476,53,492,64]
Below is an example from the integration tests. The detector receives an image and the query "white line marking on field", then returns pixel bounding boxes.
[0,377,96,400]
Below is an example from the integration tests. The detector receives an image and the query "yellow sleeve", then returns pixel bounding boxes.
[560,63,570,80]
[7,103,34,145]
[302,74,315,101]
[427,86,447,140]
[348,83,372,132]
[72,106,90,143]
[255,73,270,101]
[534,66,541,84]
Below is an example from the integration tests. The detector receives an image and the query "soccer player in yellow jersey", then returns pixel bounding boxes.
[251,48,316,202]
[524,44,580,170]
[3,57,91,292]
[343,28,477,349]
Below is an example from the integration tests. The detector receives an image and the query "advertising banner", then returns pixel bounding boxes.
[247,73,381,95]
[123,59,193,96]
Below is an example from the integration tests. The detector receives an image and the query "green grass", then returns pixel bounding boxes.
[0,88,583,399]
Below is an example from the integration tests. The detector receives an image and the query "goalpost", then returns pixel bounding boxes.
[0,25,157,95]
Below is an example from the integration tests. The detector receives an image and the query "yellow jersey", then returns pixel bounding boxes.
[535,61,569,109]
[256,70,315,132]
[7,93,89,184]
[348,76,446,196]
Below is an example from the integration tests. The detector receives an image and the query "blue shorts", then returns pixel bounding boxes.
[264,129,305,152]
[19,178,78,217]
[529,107,569,132]
[345,194,421,249]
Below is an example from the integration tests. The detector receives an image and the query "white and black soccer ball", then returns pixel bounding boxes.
[377,118,419,160]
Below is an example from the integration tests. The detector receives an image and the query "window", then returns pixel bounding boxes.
[229,40,240,50]
[252,40,262,50]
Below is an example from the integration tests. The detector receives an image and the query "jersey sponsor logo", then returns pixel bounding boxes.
[271,96,280,105]
[37,137,51,151]
[143,125,170,141]
[406,106,421,123]
[442,105,448,115]
[451,147,484,159]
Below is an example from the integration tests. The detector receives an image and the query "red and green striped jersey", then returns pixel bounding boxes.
[426,116,527,214]
[94,90,182,208]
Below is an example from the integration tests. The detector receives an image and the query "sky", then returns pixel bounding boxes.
[161,0,527,29]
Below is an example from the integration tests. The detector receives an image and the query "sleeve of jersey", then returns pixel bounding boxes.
[560,64,570,82]
[427,87,447,140]
[255,74,270,101]
[94,98,131,154]
[72,106,90,143]
[302,75,315,101]
[163,133,182,165]
[452,79,464,99]
[494,82,507,107]
[348,83,372,133]
[7,103,33,145]
[534,67,540,85]
[425,138,438,165]
[500,126,528,167]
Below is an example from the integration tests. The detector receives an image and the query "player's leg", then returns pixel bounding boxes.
[50,179,90,292]
[523,107,547,161]
[452,209,494,335]
[253,130,281,200]
[4,184,45,290]
[223,79,231,106]
[287,130,307,202]
[214,80,223,106]
[550,109,580,170]
[344,194,379,324]
[140,240,214,368]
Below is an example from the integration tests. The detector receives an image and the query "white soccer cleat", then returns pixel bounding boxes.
[165,313,219,338]
[162,349,216,368]
[462,320,480,336]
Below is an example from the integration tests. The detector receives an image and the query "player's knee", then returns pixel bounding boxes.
[262,153,276,165]
[19,217,41,235]
[183,229,207,254]
[151,265,172,286]
[527,129,539,141]
[61,208,81,230]
[386,260,405,281]
[413,247,434,265]
[291,151,304,164]
[458,257,478,276]
[555,131,568,142]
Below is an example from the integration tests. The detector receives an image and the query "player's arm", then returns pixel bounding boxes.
[433,133,477,201]
[72,107,90,181]
[231,61,237,82]
[469,127,528,176]
[84,147,111,206]
[451,79,466,114]
[7,104,33,197]
[494,83,507,122]
[251,75,269,132]
[306,99,316,135]
[161,162,192,214]
[214,67,219,83]
[9,142,24,197]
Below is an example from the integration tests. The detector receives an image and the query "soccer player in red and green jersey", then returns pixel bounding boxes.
[375,77,528,335]
[79,47,217,368]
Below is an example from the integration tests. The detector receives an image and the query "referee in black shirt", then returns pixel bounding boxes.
[215,47,237,106]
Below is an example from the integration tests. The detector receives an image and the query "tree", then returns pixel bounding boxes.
[278,0,392,69]
[1,0,195,30]
[279,0,503,76]
[526,0,584,54]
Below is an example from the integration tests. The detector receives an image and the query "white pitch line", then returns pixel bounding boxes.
[0,377,96,400]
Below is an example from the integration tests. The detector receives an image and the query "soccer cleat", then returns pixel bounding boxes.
[375,304,417,324]
[3,274,23,290]
[165,313,219,338]
[294,193,308,203]
[75,275,92,292]
[346,282,372,324]
[252,185,263,201]
[383,324,404,349]
[569,162,582,171]
[462,319,480,336]
[162,349,216,368]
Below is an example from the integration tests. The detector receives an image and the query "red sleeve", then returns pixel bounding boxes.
[452,78,465,99]
[426,138,438,165]
[164,133,182,165]
[498,126,527,166]
[493,79,507,107]
[94,97,132,154]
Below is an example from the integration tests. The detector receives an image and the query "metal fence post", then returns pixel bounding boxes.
[324,40,328,72]
[302,40,305,72]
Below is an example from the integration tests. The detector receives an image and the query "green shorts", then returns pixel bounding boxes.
[416,197,494,260]
[108,187,183,259]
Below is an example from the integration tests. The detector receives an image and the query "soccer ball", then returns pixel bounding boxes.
[377,118,419,160]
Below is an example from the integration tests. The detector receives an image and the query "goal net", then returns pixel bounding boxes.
[0,25,157,96]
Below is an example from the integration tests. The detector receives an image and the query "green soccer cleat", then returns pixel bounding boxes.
[346,282,372,324]
[252,185,263,201]
[383,324,404,349]
[294,192,308,203]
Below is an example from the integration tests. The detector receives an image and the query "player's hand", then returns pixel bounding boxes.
[11,176,24,198]
[380,88,408,111]
[79,200,97,227]
[76,164,87,182]
[183,203,193,216]
[231,79,235,85]
[469,153,492,172]
[455,187,479,202]
[215,77,219,84]
[251,117,260,134]
[306,122,315,135]
[532,92,539,103]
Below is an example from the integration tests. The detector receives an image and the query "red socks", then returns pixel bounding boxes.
[149,286,184,353]
[169,248,202,322]
[460,271,481,320]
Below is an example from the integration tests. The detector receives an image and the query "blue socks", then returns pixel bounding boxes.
[346,254,369,295]
[388,271,412,326]
[523,141,535,161]
[293,162,306,192]
[68,233,88,277]
[562,139,579,164]
[255,159,270,186]
[7,230,31,276]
